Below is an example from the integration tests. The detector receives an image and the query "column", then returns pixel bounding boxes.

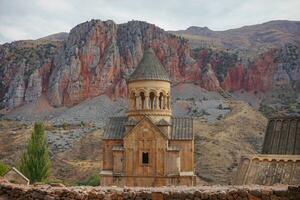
[163,95,167,109]
[133,96,137,110]
[155,95,159,109]
[145,95,149,109]
[129,98,132,110]
[135,95,139,109]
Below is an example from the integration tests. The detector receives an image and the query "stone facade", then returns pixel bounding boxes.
[100,49,195,186]
[234,116,300,185]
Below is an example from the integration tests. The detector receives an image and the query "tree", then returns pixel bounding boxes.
[19,122,51,183]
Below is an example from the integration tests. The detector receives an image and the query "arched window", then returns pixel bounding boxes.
[149,92,155,109]
[159,92,163,109]
[140,92,145,109]
[167,96,170,109]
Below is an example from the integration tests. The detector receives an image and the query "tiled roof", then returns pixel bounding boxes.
[128,49,170,82]
[103,117,127,139]
[156,119,171,126]
[103,116,193,140]
[262,116,300,155]
[124,119,137,126]
[170,117,193,140]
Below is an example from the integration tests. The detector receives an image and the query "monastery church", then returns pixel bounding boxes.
[100,49,195,186]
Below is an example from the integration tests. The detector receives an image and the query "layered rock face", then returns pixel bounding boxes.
[0,20,299,112]
[0,40,62,109]
[47,20,199,107]
[193,45,300,93]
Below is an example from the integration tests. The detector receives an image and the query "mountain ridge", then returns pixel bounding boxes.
[169,20,300,51]
[0,19,299,117]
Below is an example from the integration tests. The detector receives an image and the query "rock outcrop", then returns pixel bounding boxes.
[0,40,62,109]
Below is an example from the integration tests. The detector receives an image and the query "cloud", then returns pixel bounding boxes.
[0,0,299,44]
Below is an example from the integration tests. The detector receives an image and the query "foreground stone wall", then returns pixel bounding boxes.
[0,179,299,200]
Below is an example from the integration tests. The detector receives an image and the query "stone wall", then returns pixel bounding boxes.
[0,179,299,200]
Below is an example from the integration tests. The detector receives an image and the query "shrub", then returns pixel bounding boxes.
[18,122,51,183]
[0,162,10,176]
[217,114,223,120]
[62,122,69,130]
[218,104,223,109]
[259,104,276,117]
[77,174,100,186]
[80,121,85,127]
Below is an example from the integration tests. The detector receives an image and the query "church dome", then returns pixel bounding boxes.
[128,49,170,82]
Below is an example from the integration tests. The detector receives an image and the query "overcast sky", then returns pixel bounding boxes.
[0,0,300,44]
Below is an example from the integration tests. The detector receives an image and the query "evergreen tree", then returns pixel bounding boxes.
[19,122,51,183]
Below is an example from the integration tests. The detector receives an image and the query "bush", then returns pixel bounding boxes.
[218,104,223,109]
[0,162,10,176]
[80,121,85,127]
[259,104,276,117]
[217,114,223,120]
[77,174,100,186]
[19,122,51,183]
[62,122,69,130]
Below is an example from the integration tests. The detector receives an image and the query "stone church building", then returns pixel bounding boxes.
[100,49,195,186]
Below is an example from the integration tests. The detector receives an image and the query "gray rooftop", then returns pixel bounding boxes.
[103,117,127,139]
[128,49,170,82]
[170,117,194,140]
[103,116,193,140]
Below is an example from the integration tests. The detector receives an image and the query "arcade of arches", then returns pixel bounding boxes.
[129,90,170,110]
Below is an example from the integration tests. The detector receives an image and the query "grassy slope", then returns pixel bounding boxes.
[194,100,267,184]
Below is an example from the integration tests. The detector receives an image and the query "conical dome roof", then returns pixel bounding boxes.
[128,49,170,82]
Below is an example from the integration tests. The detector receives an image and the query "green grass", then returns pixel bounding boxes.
[0,161,10,176]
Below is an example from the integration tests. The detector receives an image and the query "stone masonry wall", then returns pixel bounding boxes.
[0,179,299,200]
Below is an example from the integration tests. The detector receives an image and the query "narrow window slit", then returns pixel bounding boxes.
[142,152,149,164]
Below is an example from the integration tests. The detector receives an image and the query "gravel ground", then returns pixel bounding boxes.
[172,84,230,123]
[47,127,99,156]
[49,95,127,127]
[4,84,230,126]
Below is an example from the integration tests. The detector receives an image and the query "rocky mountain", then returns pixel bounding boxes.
[0,19,294,184]
[170,20,300,51]
[171,20,300,116]
[0,19,299,117]
[38,32,69,42]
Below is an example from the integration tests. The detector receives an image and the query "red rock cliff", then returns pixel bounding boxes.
[0,20,299,109]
